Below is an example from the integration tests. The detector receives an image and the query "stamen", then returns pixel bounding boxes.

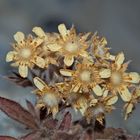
[65,42,79,53]
[20,48,31,59]
[80,70,91,82]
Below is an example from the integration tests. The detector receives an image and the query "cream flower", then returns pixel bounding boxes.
[72,94,89,115]
[33,77,60,118]
[32,27,60,67]
[60,61,111,96]
[6,32,45,77]
[105,52,140,102]
[86,93,118,124]
[47,24,90,66]
[92,34,115,61]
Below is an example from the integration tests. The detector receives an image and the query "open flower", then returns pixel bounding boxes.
[47,24,90,66]
[71,93,90,115]
[60,61,111,96]
[85,93,118,124]
[105,52,140,101]
[32,27,60,67]
[124,87,140,120]
[92,34,115,61]
[33,77,60,118]
[6,32,45,77]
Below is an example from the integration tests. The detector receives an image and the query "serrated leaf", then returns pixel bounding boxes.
[0,97,38,129]
[58,112,72,131]
[5,72,33,87]
[20,131,42,140]
[0,136,17,140]
[43,117,57,129]
[26,100,40,125]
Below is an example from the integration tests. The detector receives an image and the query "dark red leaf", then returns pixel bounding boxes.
[43,117,57,129]
[5,72,33,87]
[26,100,40,124]
[58,112,72,131]
[0,136,17,140]
[81,129,95,140]
[20,131,42,140]
[0,97,38,129]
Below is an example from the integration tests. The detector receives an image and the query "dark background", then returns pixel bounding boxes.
[0,0,140,137]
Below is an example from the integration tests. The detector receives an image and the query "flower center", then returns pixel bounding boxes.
[20,48,31,59]
[111,72,122,86]
[80,70,91,82]
[65,42,79,53]
[43,93,58,107]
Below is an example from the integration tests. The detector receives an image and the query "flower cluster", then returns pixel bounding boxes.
[6,24,140,123]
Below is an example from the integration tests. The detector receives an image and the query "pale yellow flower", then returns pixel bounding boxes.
[6,32,45,77]
[92,34,115,61]
[72,93,90,115]
[47,24,90,66]
[33,77,60,118]
[60,61,111,96]
[32,27,60,67]
[105,52,140,102]
[124,88,140,120]
[85,93,118,124]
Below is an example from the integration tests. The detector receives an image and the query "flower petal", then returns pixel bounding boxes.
[80,50,89,58]
[35,57,45,68]
[115,52,125,70]
[14,32,25,43]
[107,54,115,60]
[90,99,98,106]
[92,85,103,96]
[33,77,46,91]
[32,27,46,38]
[60,69,73,76]
[129,72,140,83]
[19,65,28,78]
[106,95,118,105]
[119,87,131,102]
[52,106,59,119]
[58,24,67,38]
[99,68,111,78]
[103,90,109,97]
[71,83,81,92]
[32,38,43,47]
[47,43,62,51]
[64,56,74,66]
[124,103,134,120]
[6,51,17,62]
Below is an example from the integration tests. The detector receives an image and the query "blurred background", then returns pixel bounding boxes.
[0,0,140,137]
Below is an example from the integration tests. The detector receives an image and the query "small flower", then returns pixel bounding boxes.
[33,77,60,118]
[47,24,90,66]
[6,32,45,77]
[124,88,140,120]
[60,61,111,96]
[32,27,60,67]
[105,52,140,102]
[71,93,90,115]
[92,34,115,61]
[85,93,118,124]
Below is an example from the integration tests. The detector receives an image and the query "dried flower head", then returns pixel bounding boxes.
[60,60,111,96]
[47,24,90,66]
[5,23,140,123]
[33,77,60,118]
[32,27,59,67]
[6,32,45,77]
[104,52,140,102]
[85,93,118,124]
